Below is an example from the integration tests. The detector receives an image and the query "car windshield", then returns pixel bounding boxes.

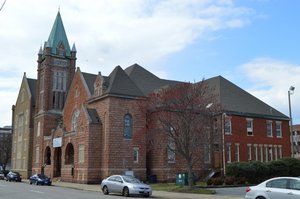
[122,176,141,183]
[37,174,48,179]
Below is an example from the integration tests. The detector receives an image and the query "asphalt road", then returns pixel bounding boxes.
[0,180,120,199]
[212,186,246,197]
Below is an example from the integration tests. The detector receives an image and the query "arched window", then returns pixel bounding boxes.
[123,114,132,139]
[71,109,80,132]
[65,143,74,165]
[44,147,51,165]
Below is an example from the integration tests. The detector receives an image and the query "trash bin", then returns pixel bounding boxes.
[176,173,188,185]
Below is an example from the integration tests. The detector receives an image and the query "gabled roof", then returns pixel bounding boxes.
[206,76,289,120]
[104,66,145,97]
[86,108,101,124]
[81,72,97,96]
[124,63,180,95]
[47,11,71,56]
[27,78,37,104]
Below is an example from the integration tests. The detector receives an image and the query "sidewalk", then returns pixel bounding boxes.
[51,181,243,199]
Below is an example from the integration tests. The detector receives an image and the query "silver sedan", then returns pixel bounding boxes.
[245,177,300,199]
[100,175,152,197]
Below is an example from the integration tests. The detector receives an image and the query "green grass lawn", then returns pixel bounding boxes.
[151,183,216,194]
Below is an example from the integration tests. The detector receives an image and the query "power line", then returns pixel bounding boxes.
[0,0,7,12]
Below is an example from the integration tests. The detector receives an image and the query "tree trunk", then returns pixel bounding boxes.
[187,163,194,188]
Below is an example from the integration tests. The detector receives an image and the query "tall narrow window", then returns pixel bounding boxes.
[264,145,269,162]
[133,147,139,163]
[267,121,273,137]
[37,121,41,137]
[167,138,175,163]
[78,144,85,163]
[276,122,282,137]
[254,144,258,161]
[247,144,252,161]
[204,144,211,163]
[226,143,231,163]
[45,147,51,165]
[65,143,74,165]
[247,118,253,136]
[72,109,80,132]
[259,144,263,162]
[124,114,132,139]
[35,145,39,163]
[224,119,232,134]
[269,145,273,161]
[278,145,282,159]
[235,143,240,162]
[274,145,278,160]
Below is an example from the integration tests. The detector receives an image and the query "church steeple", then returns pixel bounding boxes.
[47,11,71,56]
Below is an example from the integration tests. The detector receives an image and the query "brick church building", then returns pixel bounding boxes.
[11,12,291,183]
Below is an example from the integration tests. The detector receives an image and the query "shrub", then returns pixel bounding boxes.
[224,176,235,185]
[211,177,224,186]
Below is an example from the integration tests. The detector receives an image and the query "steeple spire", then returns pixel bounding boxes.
[47,11,71,56]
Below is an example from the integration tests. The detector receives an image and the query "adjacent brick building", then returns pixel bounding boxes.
[11,12,291,184]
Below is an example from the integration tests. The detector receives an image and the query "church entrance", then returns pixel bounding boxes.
[54,147,62,177]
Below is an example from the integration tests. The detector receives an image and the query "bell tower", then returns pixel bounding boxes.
[33,11,76,175]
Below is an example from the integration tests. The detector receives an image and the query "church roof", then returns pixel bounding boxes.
[104,66,145,97]
[124,63,180,95]
[27,78,37,104]
[81,72,97,96]
[205,76,288,120]
[47,11,71,56]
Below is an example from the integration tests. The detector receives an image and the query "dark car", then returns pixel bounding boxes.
[6,171,22,182]
[0,171,5,180]
[29,174,52,185]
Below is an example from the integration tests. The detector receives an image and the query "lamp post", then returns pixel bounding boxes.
[288,86,295,158]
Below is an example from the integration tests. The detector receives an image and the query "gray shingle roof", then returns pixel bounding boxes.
[86,108,101,124]
[81,72,97,96]
[206,76,289,120]
[104,65,145,97]
[124,63,180,95]
[27,78,37,104]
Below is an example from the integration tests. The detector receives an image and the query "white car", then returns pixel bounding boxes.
[100,175,152,197]
[245,177,300,199]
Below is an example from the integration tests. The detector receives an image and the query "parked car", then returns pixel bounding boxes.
[245,176,300,199]
[29,174,52,185]
[6,171,22,182]
[100,175,152,197]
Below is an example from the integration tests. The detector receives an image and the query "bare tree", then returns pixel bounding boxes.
[143,80,220,188]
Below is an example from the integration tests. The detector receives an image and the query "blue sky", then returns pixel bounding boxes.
[0,0,299,127]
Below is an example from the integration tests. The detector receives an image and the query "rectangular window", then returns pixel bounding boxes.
[274,145,278,160]
[254,144,258,161]
[235,143,240,162]
[247,118,253,136]
[278,145,282,159]
[37,121,41,137]
[204,144,211,163]
[264,145,269,162]
[133,147,139,163]
[167,138,175,163]
[269,146,273,161]
[276,122,282,137]
[79,144,85,163]
[35,145,39,163]
[247,144,252,161]
[259,144,263,162]
[226,143,231,163]
[267,121,273,137]
[224,119,232,134]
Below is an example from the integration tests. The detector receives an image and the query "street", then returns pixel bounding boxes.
[0,180,245,199]
[0,180,118,199]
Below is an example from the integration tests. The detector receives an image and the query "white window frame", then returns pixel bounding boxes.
[254,144,258,161]
[224,119,232,135]
[264,145,269,162]
[276,122,282,137]
[247,144,252,161]
[246,118,253,136]
[226,143,231,163]
[235,143,240,162]
[259,144,263,162]
[78,144,85,163]
[274,145,278,160]
[133,147,139,163]
[167,138,175,163]
[267,120,273,137]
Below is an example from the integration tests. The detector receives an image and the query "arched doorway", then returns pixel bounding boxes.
[54,147,62,177]
[65,143,74,165]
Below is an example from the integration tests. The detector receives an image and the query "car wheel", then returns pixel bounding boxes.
[29,180,33,185]
[256,197,266,199]
[35,181,39,185]
[123,187,129,197]
[102,186,109,195]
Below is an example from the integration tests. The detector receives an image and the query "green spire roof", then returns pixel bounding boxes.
[47,11,71,56]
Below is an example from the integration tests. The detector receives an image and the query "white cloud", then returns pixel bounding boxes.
[0,0,254,126]
[240,58,300,123]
